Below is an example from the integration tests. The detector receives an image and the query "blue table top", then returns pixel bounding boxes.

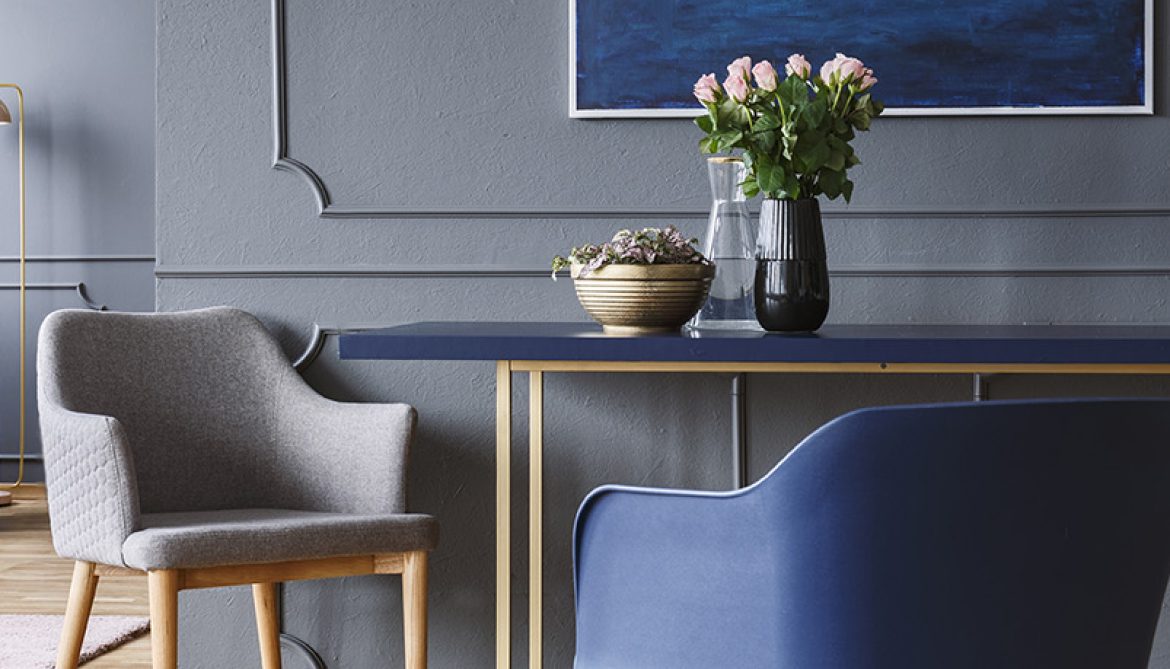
[337,322,1170,365]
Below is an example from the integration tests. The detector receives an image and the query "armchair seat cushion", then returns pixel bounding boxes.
[121,508,438,570]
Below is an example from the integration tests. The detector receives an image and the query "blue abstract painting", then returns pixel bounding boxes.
[572,0,1150,116]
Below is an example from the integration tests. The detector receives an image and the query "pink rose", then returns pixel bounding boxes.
[821,53,866,84]
[785,54,811,80]
[723,73,750,102]
[838,55,866,81]
[693,73,721,104]
[859,68,877,90]
[751,60,778,91]
[819,59,832,83]
[726,56,752,82]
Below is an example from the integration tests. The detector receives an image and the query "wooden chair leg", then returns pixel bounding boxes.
[402,551,428,669]
[148,570,179,669]
[252,582,282,669]
[56,561,98,669]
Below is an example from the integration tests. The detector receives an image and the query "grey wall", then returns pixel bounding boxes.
[0,0,156,482]
[156,0,1170,666]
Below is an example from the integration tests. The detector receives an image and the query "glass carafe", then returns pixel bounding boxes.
[689,157,759,330]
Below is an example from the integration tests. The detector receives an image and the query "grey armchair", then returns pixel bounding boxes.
[37,307,437,669]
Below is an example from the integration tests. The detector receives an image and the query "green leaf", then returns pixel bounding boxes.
[802,99,827,129]
[819,169,845,199]
[782,172,802,200]
[841,179,854,203]
[755,130,778,154]
[851,111,872,130]
[871,100,885,116]
[782,135,798,158]
[716,98,750,130]
[698,137,717,154]
[781,122,799,157]
[847,154,862,167]
[826,151,846,171]
[755,154,785,196]
[794,133,830,173]
[695,115,715,133]
[705,130,743,154]
[756,113,781,132]
[721,130,744,150]
[811,141,832,172]
[790,130,828,166]
[741,177,760,198]
[777,75,808,107]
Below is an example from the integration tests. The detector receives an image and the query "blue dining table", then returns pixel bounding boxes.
[339,321,1170,669]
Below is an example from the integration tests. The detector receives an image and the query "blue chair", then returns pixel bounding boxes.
[573,400,1170,669]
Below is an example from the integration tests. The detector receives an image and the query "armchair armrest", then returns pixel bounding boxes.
[39,404,141,567]
[573,484,780,669]
[275,379,417,515]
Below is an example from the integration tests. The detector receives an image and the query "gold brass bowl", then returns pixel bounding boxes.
[571,262,716,335]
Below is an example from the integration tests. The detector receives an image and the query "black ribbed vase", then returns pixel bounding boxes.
[754,198,830,332]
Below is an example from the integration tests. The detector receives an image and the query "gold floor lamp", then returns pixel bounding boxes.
[0,84,24,508]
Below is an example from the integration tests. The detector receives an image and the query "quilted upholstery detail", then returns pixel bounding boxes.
[40,406,139,566]
[37,307,429,569]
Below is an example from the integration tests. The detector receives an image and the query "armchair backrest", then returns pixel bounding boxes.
[38,307,302,514]
[757,399,1170,668]
[574,399,1170,669]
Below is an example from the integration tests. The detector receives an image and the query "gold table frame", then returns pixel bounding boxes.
[494,359,1170,669]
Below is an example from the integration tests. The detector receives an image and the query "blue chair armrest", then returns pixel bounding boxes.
[573,484,779,669]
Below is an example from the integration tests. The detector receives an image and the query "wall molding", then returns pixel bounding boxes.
[268,0,1170,222]
[160,264,557,279]
[155,263,1170,280]
[0,453,42,462]
[290,203,1170,221]
[0,254,155,263]
[270,0,332,213]
[0,282,107,310]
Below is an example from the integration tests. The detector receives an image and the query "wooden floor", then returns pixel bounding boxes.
[1,485,152,667]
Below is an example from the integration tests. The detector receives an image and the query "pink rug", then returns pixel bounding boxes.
[0,614,149,668]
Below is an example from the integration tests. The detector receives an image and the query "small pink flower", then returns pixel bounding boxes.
[692,73,721,103]
[819,59,835,83]
[821,53,866,84]
[751,60,778,91]
[785,54,811,80]
[859,68,877,90]
[838,55,866,81]
[726,56,752,82]
[723,73,750,102]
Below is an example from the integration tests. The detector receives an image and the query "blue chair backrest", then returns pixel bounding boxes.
[574,400,1170,668]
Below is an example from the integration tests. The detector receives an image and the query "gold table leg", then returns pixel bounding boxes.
[529,371,543,669]
[496,361,512,668]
